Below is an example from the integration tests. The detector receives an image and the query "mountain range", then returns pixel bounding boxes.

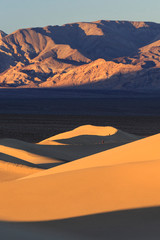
[1,20,160,90]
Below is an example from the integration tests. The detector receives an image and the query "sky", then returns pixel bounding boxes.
[1,0,160,34]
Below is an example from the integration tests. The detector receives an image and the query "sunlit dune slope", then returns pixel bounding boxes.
[39,125,118,144]
[26,131,157,179]
[0,139,64,165]
[0,126,140,163]
[0,133,159,221]
[39,125,140,146]
[0,161,41,182]
[1,207,160,240]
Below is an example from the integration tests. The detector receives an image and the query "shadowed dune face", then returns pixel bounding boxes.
[40,125,118,143]
[0,160,41,182]
[0,141,64,164]
[53,130,139,145]
[1,21,160,89]
[22,132,160,180]
[0,152,42,182]
[0,125,138,182]
[1,208,159,240]
[1,156,160,221]
[0,152,40,168]
[0,126,140,163]
[54,134,124,145]
[0,125,160,239]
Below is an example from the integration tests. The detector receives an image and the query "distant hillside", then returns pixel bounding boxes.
[0,20,160,90]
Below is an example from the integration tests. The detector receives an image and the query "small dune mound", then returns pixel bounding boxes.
[39,125,140,152]
[52,130,139,146]
[0,126,140,167]
[39,125,119,145]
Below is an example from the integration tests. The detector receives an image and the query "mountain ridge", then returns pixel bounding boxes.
[0,20,160,90]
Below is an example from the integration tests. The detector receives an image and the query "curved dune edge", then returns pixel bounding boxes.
[0,125,140,166]
[0,159,160,221]
[0,143,63,165]
[1,208,160,240]
[39,125,118,145]
[23,133,160,180]
[0,133,159,221]
[1,207,160,240]
[0,161,41,182]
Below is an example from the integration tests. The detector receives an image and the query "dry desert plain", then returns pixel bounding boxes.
[0,124,160,239]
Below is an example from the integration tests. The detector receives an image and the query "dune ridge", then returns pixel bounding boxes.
[39,125,118,144]
[0,126,140,165]
[22,132,159,179]
[0,151,160,221]
[0,160,41,182]
[0,125,159,223]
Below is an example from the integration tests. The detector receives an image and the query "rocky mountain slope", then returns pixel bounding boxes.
[1,20,160,90]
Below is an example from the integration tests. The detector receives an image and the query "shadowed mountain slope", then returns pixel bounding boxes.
[1,21,160,89]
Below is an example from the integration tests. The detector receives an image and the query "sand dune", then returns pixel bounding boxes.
[0,153,160,221]
[0,126,140,165]
[0,125,160,240]
[25,132,157,179]
[1,207,160,240]
[39,125,140,146]
[0,139,65,168]
[39,125,118,144]
[0,150,42,182]
[0,161,41,182]
[0,130,159,221]
[0,125,139,183]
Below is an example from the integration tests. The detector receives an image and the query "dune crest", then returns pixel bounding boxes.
[23,133,159,179]
[39,125,118,144]
[0,160,41,182]
[0,128,159,222]
[0,126,139,166]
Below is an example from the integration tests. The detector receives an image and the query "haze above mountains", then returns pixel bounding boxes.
[1,20,160,90]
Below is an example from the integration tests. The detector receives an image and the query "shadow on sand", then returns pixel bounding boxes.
[0,131,140,162]
[1,207,160,240]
